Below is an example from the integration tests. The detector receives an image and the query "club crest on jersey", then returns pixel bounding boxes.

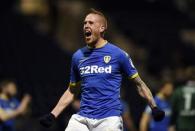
[104,56,111,63]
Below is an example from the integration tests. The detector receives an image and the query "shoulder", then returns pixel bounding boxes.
[154,96,162,104]
[171,88,181,102]
[107,42,122,51]
[72,47,87,60]
[107,42,128,57]
[173,87,182,96]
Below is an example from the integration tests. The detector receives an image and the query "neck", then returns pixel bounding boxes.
[88,38,107,49]
[157,93,166,100]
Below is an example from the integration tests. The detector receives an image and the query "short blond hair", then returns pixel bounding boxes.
[86,8,108,35]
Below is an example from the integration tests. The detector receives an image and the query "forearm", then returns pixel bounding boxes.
[140,121,148,131]
[139,113,150,131]
[0,108,21,122]
[51,87,74,118]
[132,76,156,108]
[123,113,136,131]
[138,82,156,108]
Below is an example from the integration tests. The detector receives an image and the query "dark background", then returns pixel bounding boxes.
[0,0,195,130]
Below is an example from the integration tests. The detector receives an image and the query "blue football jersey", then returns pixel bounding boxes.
[70,42,138,119]
[0,97,19,131]
[145,96,171,131]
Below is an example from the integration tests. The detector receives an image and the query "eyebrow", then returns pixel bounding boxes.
[84,20,94,24]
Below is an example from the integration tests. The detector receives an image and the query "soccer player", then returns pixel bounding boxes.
[39,8,165,131]
[0,80,31,131]
[140,80,173,131]
[169,67,195,131]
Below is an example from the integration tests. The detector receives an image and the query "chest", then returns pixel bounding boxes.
[77,53,120,77]
[158,101,171,116]
[0,100,18,112]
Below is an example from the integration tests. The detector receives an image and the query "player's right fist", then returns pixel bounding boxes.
[39,113,56,128]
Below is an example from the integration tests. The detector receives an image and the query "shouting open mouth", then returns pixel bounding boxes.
[84,29,92,39]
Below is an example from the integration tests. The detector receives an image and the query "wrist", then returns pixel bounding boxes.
[16,108,23,115]
[152,106,157,109]
[150,104,157,109]
[50,112,57,119]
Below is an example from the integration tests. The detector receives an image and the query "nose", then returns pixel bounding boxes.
[84,22,90,29]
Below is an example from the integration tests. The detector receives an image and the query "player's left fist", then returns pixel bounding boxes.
[39,113,56,128]
[151,107,165,121]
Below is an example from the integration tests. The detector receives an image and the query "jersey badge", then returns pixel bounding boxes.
[104,56,111,63]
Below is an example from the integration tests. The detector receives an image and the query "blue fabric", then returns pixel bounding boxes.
[0,97,19,131]
[145,96,171,131]
[70,42,137,119]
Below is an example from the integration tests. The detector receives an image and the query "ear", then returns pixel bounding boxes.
[100,26,105,33]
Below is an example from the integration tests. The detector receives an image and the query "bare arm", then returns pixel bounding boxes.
[131,75,156,108]
[39,82,81,127]
[0,94,31,122]
[51,82,80,118]
[168,126,176,131]
[122,111,137,131]
[0,108,21,122]
[139,112,151,131]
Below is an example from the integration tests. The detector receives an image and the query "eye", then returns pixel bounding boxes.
[89,21,94,25]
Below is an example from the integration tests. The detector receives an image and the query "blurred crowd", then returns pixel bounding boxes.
[0,0,195,131]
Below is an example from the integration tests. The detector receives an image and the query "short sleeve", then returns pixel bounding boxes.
[69,54,81,85]
[119,50,138,79]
